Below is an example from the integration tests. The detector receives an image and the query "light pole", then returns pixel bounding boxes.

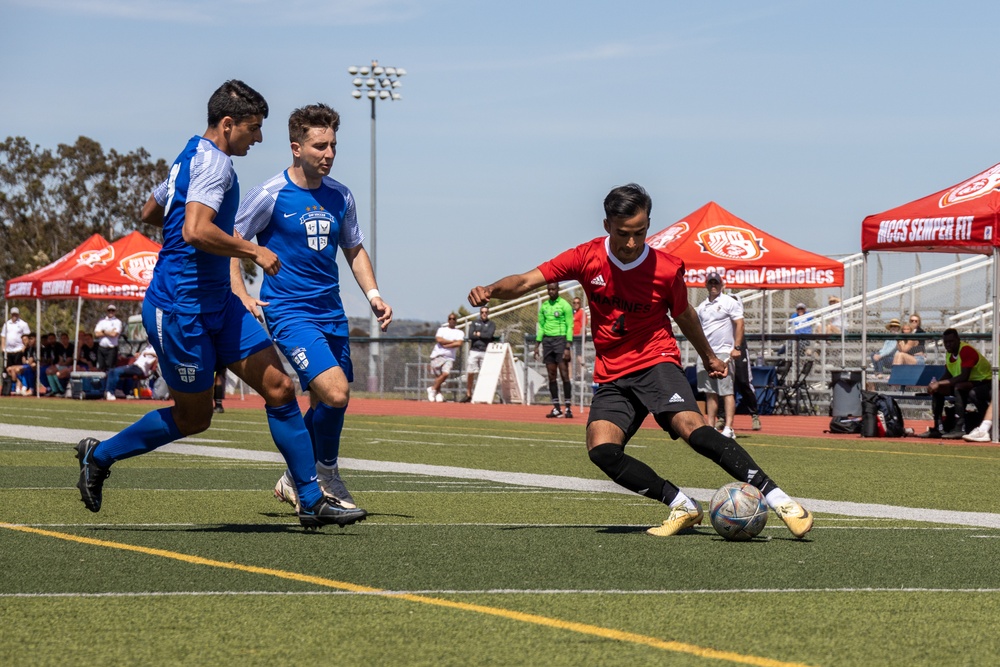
[348,59,405,394]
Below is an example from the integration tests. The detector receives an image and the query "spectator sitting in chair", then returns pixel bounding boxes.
[917,328,991,440]
[893,322,926,366]
[871,318,901,373]
[6,333,37,395]
[105,345,158,401]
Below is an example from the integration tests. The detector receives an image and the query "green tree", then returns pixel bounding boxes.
[0,135,169,335]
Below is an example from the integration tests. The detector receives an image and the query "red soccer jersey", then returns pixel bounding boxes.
[537,237,689,382]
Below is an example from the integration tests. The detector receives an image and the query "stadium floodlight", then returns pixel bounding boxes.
[347,59,407,394]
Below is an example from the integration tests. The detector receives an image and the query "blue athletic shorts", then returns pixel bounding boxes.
[142,294,273,393]
[268,318,353,390]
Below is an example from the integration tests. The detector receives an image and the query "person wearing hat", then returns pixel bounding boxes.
[2,307,31,368]
[871,317,901,373]
[93,304,123,372]
[695,271,743,438]
[825,296,843,334]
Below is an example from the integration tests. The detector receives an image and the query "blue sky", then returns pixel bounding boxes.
[4,0,1000,322]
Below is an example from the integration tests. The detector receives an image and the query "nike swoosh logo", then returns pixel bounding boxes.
[284,212,296,218]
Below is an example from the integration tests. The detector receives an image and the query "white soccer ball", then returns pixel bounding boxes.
[709,482,769,541]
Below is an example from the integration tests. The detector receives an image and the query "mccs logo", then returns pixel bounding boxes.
[117,252,158,283]
[940,163,1000,208]
[647,222,689,249]
[697,225,766,260]
[77,247,114,268]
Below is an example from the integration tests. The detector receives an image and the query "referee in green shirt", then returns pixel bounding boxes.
[534,282,575,418]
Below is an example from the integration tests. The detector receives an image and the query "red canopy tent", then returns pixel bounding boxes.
[646,202,846,370]
[4,233,112,301]
[648,201,844,289]
[860,162,1000,439]
[4,231,161,381]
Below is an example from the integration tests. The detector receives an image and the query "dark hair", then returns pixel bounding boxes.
[604,183,652,221]
[207,80,269,127]
[943,327,959,339]
[288,103,340,144]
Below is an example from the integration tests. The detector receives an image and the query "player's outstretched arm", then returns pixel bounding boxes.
[343,244,392,332]
[182,202,281,275]
[468,268,546,307]
[674,306,727,378]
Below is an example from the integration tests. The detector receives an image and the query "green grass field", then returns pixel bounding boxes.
[2,399,1000,666]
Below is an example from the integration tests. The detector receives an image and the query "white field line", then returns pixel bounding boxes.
[5,587,1000,600]
[5,422,1000,529]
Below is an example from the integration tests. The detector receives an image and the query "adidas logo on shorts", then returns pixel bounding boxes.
[668,393,685,403]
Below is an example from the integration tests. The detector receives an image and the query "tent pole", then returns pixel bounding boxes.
[839,285,846,363]
[861,252,868,386]
[73,296,83,372]
[993,248,998,443]
[35,298,41,399]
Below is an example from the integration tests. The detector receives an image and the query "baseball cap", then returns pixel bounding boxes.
[10,307,19,315]
[705,271,722,285]
[795,302,807,310]
[106,304,117,311]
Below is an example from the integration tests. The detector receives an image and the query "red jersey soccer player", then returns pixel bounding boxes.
[468,183,813,538]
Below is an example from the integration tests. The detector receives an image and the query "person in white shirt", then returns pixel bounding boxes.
[427,313,465,402]
[695,272,744,439]
[3,307,32,367]
[104,346,158,401]
[93,304,123,370]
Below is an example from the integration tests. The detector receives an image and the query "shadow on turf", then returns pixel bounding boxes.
[503,525,809,542]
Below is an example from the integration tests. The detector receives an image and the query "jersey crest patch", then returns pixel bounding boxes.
[302,209,332,251]
[176,364,198,384]
[291,346,309,370]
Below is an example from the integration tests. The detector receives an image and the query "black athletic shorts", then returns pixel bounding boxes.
[587,362,700,442]
[541,337,568,364]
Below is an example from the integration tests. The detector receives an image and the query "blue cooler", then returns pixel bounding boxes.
[70,371,106,399]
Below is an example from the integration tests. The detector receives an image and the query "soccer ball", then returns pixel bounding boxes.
[709,482,769,541]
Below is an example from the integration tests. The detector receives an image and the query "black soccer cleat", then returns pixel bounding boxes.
[297,496,368,530]
[564,407,574,419]
[546,407,563,419]
[75,438,111,513]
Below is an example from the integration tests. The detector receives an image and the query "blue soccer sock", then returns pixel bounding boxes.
[312,402,347,467]
[266,401,322,509]
[94,408,183,468]
[303,406,316,448]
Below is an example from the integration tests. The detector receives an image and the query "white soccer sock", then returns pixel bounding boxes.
[764,488,792,509]
[978,420,992,432]
[669,492,698,511]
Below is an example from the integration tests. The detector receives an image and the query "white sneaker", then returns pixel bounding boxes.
[273,471,298,509]
[105,392,116,401]
[317,463,357,509]
[435,393,444,402]
[426,387,436,402]
[721,426,735,439]
[963,425,992,442]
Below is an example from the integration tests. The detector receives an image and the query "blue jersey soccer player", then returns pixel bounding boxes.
[74,81,365,530]
[232,103,392,512]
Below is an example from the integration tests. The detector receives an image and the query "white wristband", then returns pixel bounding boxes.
[366,288,381,303]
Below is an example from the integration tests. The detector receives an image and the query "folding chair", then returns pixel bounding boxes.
[776,359,815,415]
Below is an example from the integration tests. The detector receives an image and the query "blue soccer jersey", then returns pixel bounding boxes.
[235,171,363,335]
[146,136,240,314]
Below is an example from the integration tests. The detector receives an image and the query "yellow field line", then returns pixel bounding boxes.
[1,522,814,667]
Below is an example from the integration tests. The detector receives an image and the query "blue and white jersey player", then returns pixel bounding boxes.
[232,103,392,512]
[73,81,366,531]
